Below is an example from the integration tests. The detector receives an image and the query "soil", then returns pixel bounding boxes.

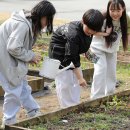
[32,38,130,64]
[117,51,130,62]
[33,44,48,51]
[34,44,130,63]
[0,45,130,127]
[29,95,130,130]
[0,85,129,127]
[0,87,91,126]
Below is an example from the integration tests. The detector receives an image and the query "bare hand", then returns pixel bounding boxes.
[31,53,42,64]
[106,26,112,35]
[78,78,87,87]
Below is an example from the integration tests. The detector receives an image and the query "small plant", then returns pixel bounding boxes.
[106,96,127,110]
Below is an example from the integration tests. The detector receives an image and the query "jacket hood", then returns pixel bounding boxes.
[11,10,33,37]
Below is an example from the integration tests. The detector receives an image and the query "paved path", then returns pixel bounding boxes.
[0,0,130,20]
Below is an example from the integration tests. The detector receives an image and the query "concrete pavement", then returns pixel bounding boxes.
[0,0,130,20]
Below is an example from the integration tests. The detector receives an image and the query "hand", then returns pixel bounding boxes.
[31,53,42,64]
[106,26,112,35]
[78,78,87,87]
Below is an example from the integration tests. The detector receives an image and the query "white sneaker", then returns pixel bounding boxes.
[1,119,16,129]
[33,111,42,117]
[0,122,5,129]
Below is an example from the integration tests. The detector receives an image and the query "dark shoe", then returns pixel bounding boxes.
[43,86,49,90]
[116,80,123,88]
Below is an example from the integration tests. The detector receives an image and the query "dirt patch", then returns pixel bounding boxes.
[17,87,91,120]
[54,18,70,26]
[33,44,48,51]
[0,12,10,23]
[0,87,91,125]
[28,95,130,130]
[0,34,130,127]
[117,51,130,62]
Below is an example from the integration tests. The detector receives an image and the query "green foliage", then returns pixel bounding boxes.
[36,33,51,45]
[105,96,127,111]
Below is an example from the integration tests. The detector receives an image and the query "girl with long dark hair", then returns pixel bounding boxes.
[90,0,129,99]
[0,0,56,127]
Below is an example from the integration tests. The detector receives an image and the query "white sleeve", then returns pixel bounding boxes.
[7,22,35,62]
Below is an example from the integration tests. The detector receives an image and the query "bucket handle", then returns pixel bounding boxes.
[57,62,75,74]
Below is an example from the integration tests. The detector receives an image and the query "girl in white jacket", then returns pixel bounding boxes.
[0,0,56,127]
[90,0,129,99]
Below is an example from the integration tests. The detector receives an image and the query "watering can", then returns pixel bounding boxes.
[39,57,75,79]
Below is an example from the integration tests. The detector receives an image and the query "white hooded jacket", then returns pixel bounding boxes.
[0,10,35,87]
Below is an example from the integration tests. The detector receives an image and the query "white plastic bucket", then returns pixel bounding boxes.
[39,57,61,79]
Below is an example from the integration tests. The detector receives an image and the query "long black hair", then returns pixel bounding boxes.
[105,0,128,51]
[83,9,104,32]
[30,0,56,37]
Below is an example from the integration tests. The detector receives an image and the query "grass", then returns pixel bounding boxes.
[29,50,48,70]
[30,34,94,70]
[29,49,93,70]
[30,36,130,71]
[28,56,130,129]
[36,34,51,45]
[119,44,130,52]
[28,95,130,130]
[1,12,130,130]
[116,64,130,91]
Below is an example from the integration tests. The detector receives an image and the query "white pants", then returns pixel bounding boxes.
[55,70,81,108]
[91,48,117,99]
[0,72,40,125]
